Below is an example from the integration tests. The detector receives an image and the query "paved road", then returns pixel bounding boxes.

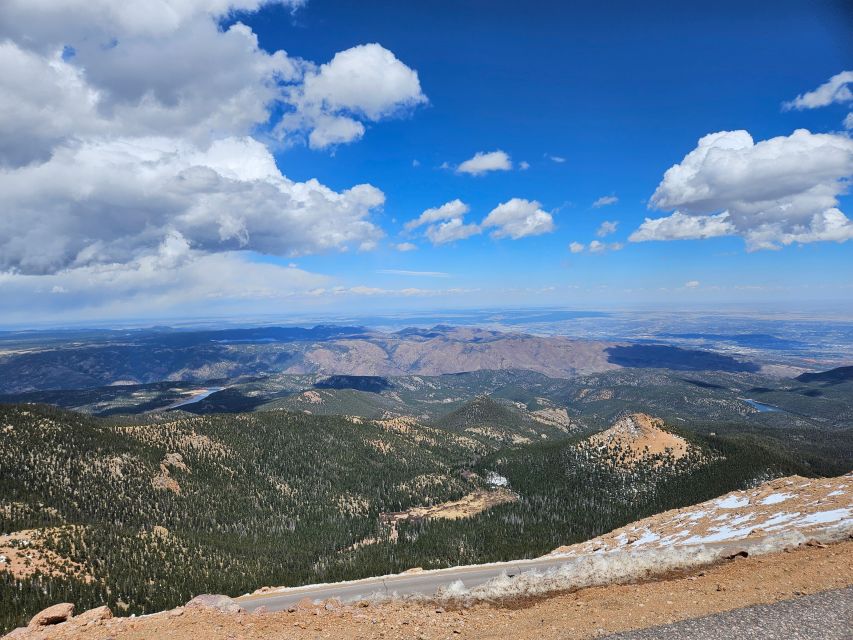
[238,554,575,611]
[603,587,853,640]
[236,538,801,613]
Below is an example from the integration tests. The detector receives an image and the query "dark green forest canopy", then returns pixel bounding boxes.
[0,401,849,633]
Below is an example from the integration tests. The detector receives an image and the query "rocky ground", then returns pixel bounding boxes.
[550,473,852,556]
[6,537,851,639]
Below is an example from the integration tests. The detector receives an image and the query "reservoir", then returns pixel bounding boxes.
[167,387,225,409]
[741,398,784,413]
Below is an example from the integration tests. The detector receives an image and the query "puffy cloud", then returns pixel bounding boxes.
[0,0,433,321]
[596,221,618,237]
[0,4,425,166]
[845,113,853,130]
[405,199,481,245]
[405,199,470,230]
[0,136,384,275]
[568,241,585,254]
[279,43,427,148]
[548,155,566,163]
[685,280,700,288]
[0,43,101,168]
[593,195,618,208]
[519,161,530,170]
[0,1,305,44]
[635,129,853,250]
[394,242,417,251]
[783,70,853,110]
[0,12,301,168]
[425,218,482,244]
[630,212,736,242]
[482,198,555,239]
[456,150,512,175]
[588,240,623,253]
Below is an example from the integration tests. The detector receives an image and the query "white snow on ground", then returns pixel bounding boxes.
[761,512,800,529]
[486,472,509,487]
[632,530,661,546]
[682,525,757,545]
[795,508,850,526]
[716,495,750,509]
[760,492,793,505]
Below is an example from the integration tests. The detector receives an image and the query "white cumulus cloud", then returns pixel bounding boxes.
[568,241,585,253]
[456,150,513,175]
[632,129,853,250]
[279,43,427,148]
[0,0,431,319]
[482,198,555,239]
[406,200,481,245]
[425,218,482,244]
[405,199,470,230]
[0,136,385,275]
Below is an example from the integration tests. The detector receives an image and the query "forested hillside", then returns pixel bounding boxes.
[0,401,843,632]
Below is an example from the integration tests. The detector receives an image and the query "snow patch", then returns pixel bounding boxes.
[760,493,793,505]
[716,495,750,509]
[795,508,850,526]
[486,472,508,487]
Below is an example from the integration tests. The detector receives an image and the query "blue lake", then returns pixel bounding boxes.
[741,398,784,413]
[167,387,225,409]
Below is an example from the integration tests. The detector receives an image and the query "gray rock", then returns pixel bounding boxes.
[185,594,243,614]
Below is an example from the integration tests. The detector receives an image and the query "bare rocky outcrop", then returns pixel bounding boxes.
[28,603,74,628]
[186,594,243,614]
[73,607,111,625]
[587,412,689,464]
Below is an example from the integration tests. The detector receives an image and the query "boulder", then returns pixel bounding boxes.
[186,594,243,613]
[28,602,74,628]
[4,628,30,638]
[75,605,112,625]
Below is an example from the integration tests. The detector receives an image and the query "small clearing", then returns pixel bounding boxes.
[383,488,518,524]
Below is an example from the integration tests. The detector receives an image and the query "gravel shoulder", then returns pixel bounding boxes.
[603,587,853,640]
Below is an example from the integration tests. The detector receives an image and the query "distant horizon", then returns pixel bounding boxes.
[3,302,853,333]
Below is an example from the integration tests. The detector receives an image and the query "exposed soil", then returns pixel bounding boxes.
[587,413,689,464]
[0,528,90,582]
[384,488,518,524]
[11,538,852,639]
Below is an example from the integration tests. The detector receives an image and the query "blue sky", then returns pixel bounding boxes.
[1,0,851,324]
[245,0,853,308]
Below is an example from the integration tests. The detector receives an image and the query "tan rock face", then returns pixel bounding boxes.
[73,606,111,625]
[587,412,689,464]
[28,602,74,628]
